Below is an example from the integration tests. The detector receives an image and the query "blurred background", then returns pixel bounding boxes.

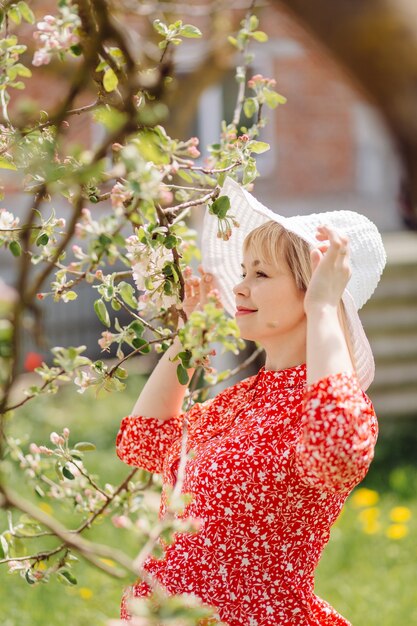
[1,1,417,624]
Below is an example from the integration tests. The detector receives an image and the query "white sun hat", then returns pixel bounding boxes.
[201,176,387,391]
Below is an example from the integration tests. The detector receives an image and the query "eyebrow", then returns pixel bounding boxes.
[240,260,261,269]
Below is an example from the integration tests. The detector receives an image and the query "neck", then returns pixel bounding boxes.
[262,326,307,372]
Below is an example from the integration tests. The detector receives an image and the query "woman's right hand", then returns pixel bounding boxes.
[182,265,221,318]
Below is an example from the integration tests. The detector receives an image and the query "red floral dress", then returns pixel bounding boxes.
[116,364,377,625]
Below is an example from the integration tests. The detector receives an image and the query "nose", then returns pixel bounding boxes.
[233,277,249,297]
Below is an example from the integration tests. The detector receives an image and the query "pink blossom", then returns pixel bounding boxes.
[0,209,20,229]
[98,331,113,351]
[50,431,64,446]
[39,446,54,456]
[29,443,41,455]
[32,49,52,67]
[111,515,131,529]
[158,189,174,206]
[110,182,132,209]
[63,428,70,439]
[187,146,200,158]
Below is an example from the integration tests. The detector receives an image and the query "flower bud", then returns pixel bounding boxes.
[50,432,64,446]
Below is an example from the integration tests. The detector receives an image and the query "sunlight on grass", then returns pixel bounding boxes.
[1,374,417,625]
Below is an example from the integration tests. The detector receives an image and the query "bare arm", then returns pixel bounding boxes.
[131,331,195,420]
[131,266,217,420]
[305,225,354,386]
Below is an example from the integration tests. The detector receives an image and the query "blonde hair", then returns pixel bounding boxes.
[243,220,355,370]
[243,220,312,291]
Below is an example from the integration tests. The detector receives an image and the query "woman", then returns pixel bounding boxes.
[116,177,386,625]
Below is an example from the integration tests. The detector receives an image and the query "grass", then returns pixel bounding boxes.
[1,373,417,625]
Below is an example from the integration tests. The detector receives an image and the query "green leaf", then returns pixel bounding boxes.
[243,98,258,118]
[132,337,150,352]
[243,158,258,185]
[177,363,189,385]
[74,441,96,451]
[178,350,192,369]
[10,81,25,90]
[18,1,35,23]
[36,232,49,246]
[14,63,32,77]
[103,68,118,93]
[94,299,111,327]
[17,524,42,537]
[164,234,178,249]
[62,465,75,480]
[264,91,287,109]
[251,30,268,43]
[248,15,259,31]
[119,281,137,308]
[9,241,21,257]
[25,569,36,585]
[93,106,127,132]
[0,535,8,559]
[176,169,193,183]
[63,291,77,301]
[227,36,238,48]
[210,195,230,219]
[0,156,17,170]
[58,570,77,586]
[179,24,202,38]
[248,141,270,154]
[8,5,21,24]
[153,19,168,36]
[129,320,144,337]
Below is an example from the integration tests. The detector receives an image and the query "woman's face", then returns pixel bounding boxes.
[232,244,306,344]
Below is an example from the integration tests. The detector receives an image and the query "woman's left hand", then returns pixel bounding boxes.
[304,225,352,313]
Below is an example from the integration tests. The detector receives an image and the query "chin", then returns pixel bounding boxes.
[235,323,256,342]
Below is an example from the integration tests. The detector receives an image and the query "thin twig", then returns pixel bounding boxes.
[4,369,65,412]
[178,161,241,175]
[162,188,219,215]
[232,0,258,127]
[189,346,264,400]
[0,487,137,577]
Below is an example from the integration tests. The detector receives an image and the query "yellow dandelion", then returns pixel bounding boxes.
[350,488,379,508]
[79,587,93,600]
[34,561,47,571]
[100,558,116,568]
[39,502,53,515]
[358,507,380,524]
[385,524,409,540]
[389,506,412,523]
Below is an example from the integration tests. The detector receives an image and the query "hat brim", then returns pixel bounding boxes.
[202,177,375,391]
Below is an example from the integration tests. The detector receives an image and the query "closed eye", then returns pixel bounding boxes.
[240,271,268,278]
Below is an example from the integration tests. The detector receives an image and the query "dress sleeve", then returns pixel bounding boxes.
[116,401,210,474]
[295,371,378,493]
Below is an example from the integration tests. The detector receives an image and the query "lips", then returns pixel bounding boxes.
[236,306,257,316]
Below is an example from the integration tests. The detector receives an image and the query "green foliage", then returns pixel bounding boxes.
[153,19,202,50]
[0,4,287,622]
